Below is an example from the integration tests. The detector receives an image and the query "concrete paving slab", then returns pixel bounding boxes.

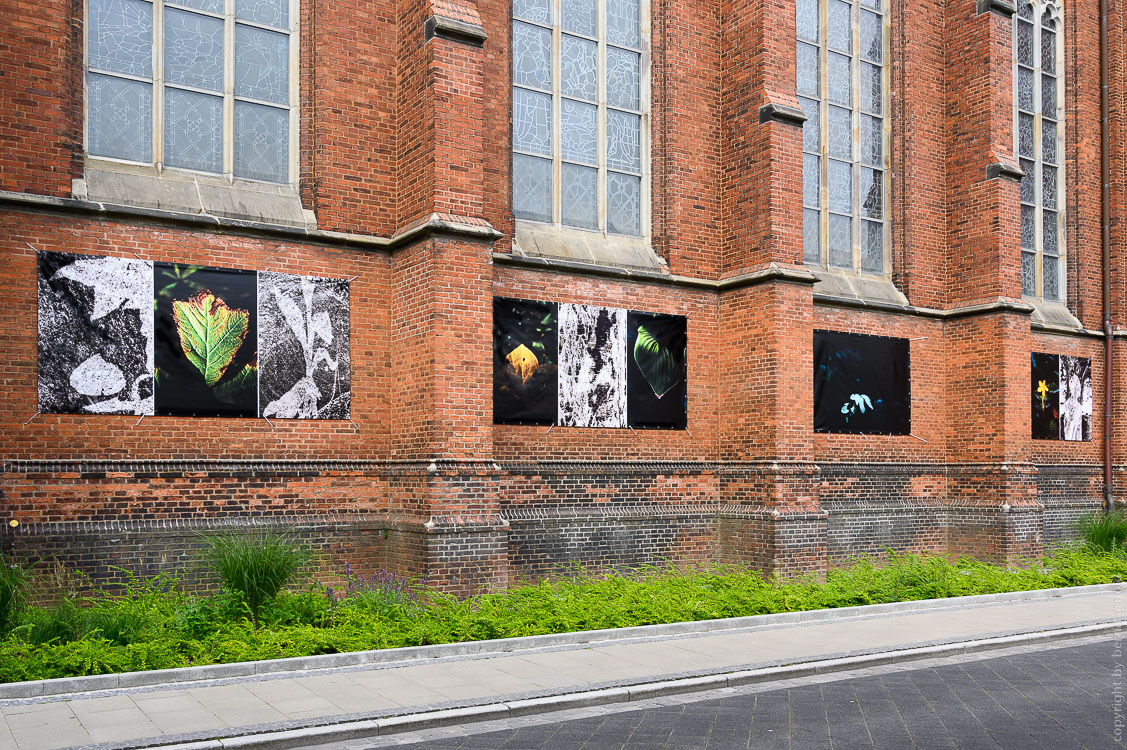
[320,685,405,714]
[0,704,62,718]
[0,715,16,750]
[132,690,209,714]
[8,715,88,750]
[141,706,229,735]
[187,685,288,726]
[63,694,136,716]
[3,706,76,731]
[83,710,161,743]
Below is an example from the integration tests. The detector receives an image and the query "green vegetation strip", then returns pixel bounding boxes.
[2,545,1126,684]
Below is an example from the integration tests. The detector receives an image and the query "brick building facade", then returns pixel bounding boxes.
[1,0,1124,593]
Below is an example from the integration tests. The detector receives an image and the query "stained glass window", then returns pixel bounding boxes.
[513,0,646,236]
[86,0,295,184]
[1015,2,1065,300]
[797,0,889,273]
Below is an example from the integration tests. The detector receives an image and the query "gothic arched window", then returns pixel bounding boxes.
[796,0,890,274]
[1015,1,1065,300]
[512,0,649,237]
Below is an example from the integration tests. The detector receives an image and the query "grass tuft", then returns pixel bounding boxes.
[1076,510,1127,552]
[0,557,27,635]
[200,529,309,622]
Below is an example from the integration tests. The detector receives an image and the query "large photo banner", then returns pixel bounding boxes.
[813,330,911,435]
[37,252,155,415]
[154,264,258,418]
[37,251,350,420]
[559,304,628,428]
[626,311,687,429]
[493,297,687,429]
[259,272,351,420]
[493,297,559,425]
[1031,352,1092,441]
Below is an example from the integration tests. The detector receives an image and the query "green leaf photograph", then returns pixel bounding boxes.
[154,264,258,417]
[626,311,687,429]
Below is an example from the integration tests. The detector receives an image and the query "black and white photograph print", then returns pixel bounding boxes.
[37,251,155,415]
[258,271,351,420]
[558,303,627,429]
[813,329,911,435]
[154,263,259,418]
[493,297,559,425]
[626,311,687,429]
[1058,355,1092,442]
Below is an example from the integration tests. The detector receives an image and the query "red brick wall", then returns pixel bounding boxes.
[0,0,1123,590]
[304,0,400,235]
[0,0,81,196]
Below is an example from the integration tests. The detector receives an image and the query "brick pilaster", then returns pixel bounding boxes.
[719,0,806,276]
[390,0,505,592]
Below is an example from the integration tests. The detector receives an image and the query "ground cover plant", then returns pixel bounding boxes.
[1,543,1124,684]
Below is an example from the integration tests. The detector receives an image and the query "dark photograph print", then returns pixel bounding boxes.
[154,263,258,417]
[626,311,687,429]
[493,297,559,425]
[814,330,910,435]
[37,251,155,415]
[1031,352,1061,440]
[258,272,351,420]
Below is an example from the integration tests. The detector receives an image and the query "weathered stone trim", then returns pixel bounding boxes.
[758,102,807,127]
[717,264,819,291]
[986,161,1024,181]
[493,252,717,290]
[977,0,1017,17]
[0,190,501,252]
[493,254,817,292]
[424,15,487,46]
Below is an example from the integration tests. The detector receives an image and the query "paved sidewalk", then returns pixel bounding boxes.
[0,586,1124,750]
[319,634,1125,749]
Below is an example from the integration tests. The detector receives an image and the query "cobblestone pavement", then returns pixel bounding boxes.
[316,635,1127,750]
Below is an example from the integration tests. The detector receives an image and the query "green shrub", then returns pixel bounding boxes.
[0,557,27,635]
[24,596,82,645]
[1076,510,1127,552]
[4,545,1127,684]
[81,572,181,646]
[200,530,310,621]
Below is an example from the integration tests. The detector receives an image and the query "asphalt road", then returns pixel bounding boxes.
[309,635,1127,750]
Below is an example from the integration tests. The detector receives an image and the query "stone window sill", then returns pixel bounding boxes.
[805,264,909,308]
[512,220,665,273]
[76,160,315,229]
[1024,296,1085,332]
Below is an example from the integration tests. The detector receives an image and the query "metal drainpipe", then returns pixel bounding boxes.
[1101,0,1114,513]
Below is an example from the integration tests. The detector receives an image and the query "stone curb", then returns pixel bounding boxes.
[3,581,1123,700]
[148,620,1124,750]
